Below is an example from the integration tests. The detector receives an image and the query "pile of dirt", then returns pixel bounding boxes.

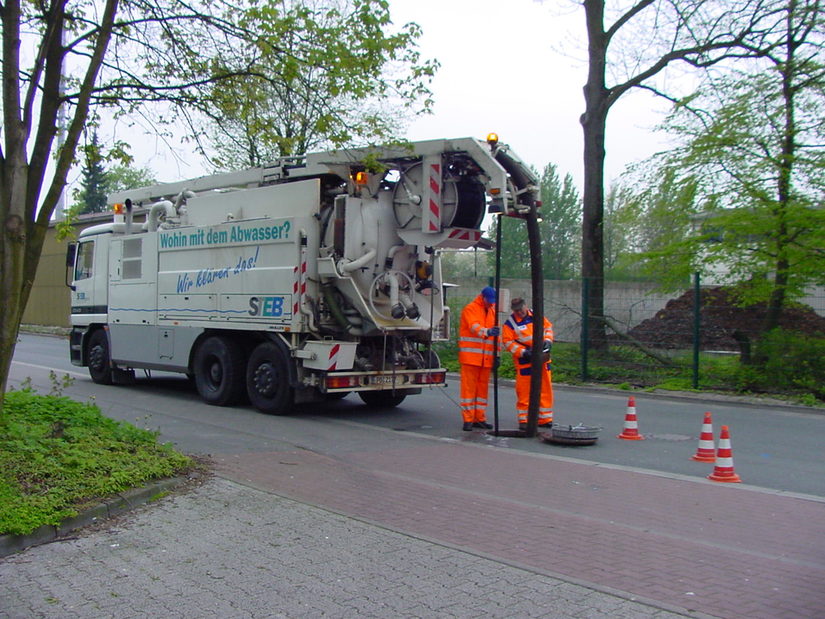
[622,287,825,350]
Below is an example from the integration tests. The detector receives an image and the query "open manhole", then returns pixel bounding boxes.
[541,424,602,446]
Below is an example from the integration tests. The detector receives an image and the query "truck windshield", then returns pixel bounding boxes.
[75,241,94,281]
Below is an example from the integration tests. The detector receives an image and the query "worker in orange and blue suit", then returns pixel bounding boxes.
[501,296,554,430]
[458,286,499,431]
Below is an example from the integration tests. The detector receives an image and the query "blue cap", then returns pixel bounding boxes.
[481,286,497,302]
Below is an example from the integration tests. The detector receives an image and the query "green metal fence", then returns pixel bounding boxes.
[443,275,825,402]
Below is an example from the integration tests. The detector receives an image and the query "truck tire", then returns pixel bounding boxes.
[358,390,407,408]
[246,341,294,414]
[87,329,114,385]
[193,336,246,406]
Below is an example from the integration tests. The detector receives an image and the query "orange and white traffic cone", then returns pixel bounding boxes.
[617,396,644,440]
[707,425,741,483]
[691,412,716,462]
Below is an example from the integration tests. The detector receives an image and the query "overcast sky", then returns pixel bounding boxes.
[117,0,672,192]
[390,0,672,188]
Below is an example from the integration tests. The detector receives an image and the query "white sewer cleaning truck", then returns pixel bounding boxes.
[68,136,538,414]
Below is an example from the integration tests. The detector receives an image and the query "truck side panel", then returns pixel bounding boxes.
[108,234,158,327]
[109,324,200,372]
[155,214,317,330]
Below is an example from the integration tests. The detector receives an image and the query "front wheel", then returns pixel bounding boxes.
[87,329,114,385]
[193,336,246,406]
[246,342,294,414]
[358,390,407,408]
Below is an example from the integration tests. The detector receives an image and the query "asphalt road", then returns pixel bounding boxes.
[10,332,825,497]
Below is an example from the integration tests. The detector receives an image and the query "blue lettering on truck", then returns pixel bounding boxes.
[174,246,259,292]
[248,296,285,317]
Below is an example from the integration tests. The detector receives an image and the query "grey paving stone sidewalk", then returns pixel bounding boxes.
[0,477,691,619]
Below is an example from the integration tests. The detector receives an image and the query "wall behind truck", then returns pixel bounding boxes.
[22,211,147,329]
[448,276,825,343]
[450,277,693,343]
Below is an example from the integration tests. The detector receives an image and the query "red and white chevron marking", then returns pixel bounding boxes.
[293,253,307,316]
[426,162,440,232]
[293,266,299,315]
[327,343,341,370]
[448,229,481,242]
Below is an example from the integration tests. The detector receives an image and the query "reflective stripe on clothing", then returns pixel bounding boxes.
[514,368,553,424]
[501,310,553,360]
[459,363,492,423]
[459,336,495,358]
[460,336,487,344]
[505,308,554,426]
[458,295,497,368]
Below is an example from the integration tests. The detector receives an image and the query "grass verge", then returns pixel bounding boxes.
[0,384,193,536]
[433,341,824,407]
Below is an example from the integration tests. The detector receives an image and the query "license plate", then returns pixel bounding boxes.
[371,375,397,385]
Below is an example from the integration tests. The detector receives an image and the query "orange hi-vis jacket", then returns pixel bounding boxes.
[502,309,555,424]
[501,309,554,359]
[458,294,497,368]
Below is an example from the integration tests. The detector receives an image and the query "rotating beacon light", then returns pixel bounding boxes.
[486,132,505,214]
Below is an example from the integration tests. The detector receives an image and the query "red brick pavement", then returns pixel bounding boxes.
[215,438,825,619]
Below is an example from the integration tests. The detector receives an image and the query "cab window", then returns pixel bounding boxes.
[74,241,94,281]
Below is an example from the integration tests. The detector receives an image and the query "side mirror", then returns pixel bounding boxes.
[66,243,77,267]
[65,243,77,290]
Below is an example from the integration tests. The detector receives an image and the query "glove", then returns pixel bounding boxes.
[487,326,500,337]
[519,348,532,364]
[543,340,552,354]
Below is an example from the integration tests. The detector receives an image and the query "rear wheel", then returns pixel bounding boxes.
[246,342,294,414]
[358,390,407,408]
[87,329,114,385]
[193,336,246,406]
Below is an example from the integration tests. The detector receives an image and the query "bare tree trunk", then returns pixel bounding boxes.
[764,8,797,334]
[0,0,118,414]
[581,0,609,350]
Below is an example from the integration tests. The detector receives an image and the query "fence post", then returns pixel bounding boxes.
[581,277,589,382]
[693,272,701,389]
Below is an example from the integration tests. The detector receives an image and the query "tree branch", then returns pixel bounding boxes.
[37,0,119,229]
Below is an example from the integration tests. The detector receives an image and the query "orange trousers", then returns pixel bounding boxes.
[515,363,553,425]
[459,364,492,423]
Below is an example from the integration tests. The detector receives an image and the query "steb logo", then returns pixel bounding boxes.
[248,296,286,317]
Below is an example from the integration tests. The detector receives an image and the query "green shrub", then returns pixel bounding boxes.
[0,389,192,536]
[750,330,825,399]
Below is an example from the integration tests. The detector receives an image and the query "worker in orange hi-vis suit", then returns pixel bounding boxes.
[501,297,554,430]
[458,286,499,431]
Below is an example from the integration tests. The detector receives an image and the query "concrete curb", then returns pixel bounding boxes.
[0,476,187,558]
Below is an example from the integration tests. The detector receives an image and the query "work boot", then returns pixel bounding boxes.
[462,422,473,431]
[473,421,493,429]
[538,422,553,429]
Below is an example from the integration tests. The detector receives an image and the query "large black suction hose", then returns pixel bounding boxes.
[494,148,539,209]
[494,145,543,437]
